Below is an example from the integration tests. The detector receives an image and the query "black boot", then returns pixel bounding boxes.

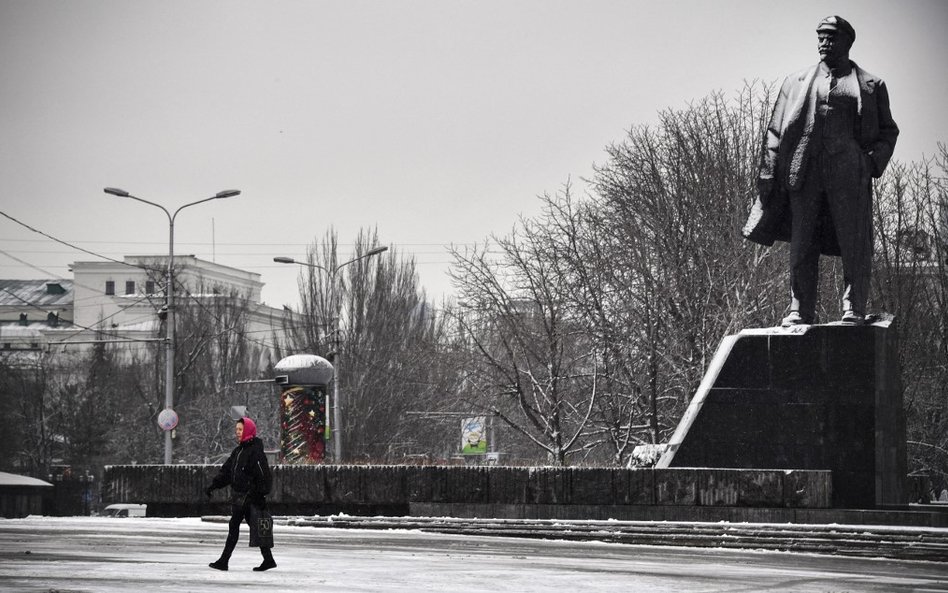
[210,538,236,571]
[209,559,229,571]
[253,547,277,571]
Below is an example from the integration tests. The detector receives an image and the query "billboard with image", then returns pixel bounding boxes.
[460,416,488,455]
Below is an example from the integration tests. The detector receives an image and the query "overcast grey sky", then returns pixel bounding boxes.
[2,0,946,308]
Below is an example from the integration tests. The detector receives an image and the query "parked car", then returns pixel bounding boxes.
[102,503,147,518]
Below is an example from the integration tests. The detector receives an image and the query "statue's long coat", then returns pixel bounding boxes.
[742,61,899,255]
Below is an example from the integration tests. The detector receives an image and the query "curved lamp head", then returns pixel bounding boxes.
[366,246,389,257]
[273,257,297,264]
[215,189,241,199]
[103,187,130,197]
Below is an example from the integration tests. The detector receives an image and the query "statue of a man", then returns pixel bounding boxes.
[742,16,899,326]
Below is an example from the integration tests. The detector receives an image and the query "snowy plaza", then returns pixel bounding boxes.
[1,516,947,592]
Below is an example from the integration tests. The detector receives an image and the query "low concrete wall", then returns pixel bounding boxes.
[103,464,831,517]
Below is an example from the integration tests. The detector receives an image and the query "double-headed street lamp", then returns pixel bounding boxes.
[274,245,388,462]
[104,187,240,464]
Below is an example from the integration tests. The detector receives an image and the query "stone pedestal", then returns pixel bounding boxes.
[656,321,906,509]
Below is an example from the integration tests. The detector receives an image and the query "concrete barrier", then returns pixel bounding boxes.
[103,464,832,518]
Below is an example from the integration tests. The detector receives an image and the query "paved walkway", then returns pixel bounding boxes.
[2,517,947,592]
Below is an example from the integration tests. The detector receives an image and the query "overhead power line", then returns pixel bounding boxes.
[0,210,143,268]
[1,237,480,247]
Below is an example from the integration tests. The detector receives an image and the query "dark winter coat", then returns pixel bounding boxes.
[741,60,899,255]
[210,436,272,504]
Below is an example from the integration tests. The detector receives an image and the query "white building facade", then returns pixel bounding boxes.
[1,255,286,361]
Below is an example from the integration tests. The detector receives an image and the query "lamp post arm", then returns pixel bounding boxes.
[306,262,331,275]
[273,257,331,274]
[121,194,172,223]
[334,246,389,275]
[171,194,232,223]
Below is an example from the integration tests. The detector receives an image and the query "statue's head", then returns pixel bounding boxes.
[816,16,855,65]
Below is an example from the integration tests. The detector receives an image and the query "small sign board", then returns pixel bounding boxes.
[460,416,487,455]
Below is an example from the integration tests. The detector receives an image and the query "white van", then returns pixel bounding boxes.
[103,503,147,518]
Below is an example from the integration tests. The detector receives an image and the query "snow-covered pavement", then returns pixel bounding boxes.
[1,516,947,592]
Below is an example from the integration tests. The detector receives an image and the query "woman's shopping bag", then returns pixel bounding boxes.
[248,503,274,548]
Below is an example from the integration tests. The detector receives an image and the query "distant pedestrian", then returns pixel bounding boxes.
[205,416,277,571]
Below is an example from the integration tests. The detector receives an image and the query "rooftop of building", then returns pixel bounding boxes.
[0,279,74,309]
[70,255,263,283]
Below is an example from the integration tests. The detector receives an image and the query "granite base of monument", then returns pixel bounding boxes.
[656,320,906,509]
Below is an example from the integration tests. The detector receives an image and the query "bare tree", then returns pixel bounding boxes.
[588,85,785,447]
[49,343,122,469]
[872,145,948,487]
[450,217,599,466]
[171,280,271,461]
[285,228,455,462]
[0,354,54,474]
[448,85,786,466]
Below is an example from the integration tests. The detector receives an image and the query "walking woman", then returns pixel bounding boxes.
[205,416,277,571]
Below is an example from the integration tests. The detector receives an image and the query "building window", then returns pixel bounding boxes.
[105,281,115,295]
[145,280,156,294]
[125,281,135,295]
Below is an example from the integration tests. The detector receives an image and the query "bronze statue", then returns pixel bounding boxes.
[742,16,899,326]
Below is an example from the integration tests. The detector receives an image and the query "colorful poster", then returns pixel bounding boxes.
[280,385,327,463]
[460,416,488,454]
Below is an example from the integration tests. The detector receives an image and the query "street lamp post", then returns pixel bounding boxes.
[274,245,388,462]
[104,187,240,464]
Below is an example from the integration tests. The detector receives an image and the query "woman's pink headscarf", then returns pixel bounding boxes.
[239,417,257,442]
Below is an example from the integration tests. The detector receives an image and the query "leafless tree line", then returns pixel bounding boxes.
[872,147,948,487]
[449,84,783,465]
